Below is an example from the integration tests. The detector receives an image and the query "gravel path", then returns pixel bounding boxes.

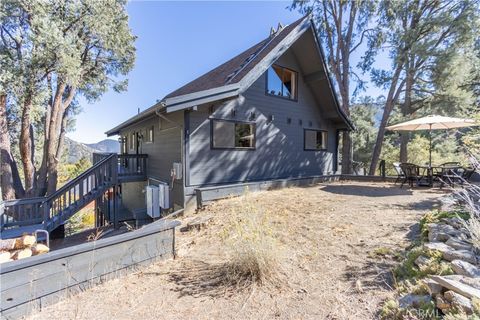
[29,181,446,320]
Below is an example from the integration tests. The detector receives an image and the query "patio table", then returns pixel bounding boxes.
[418,165,463,187]
[417,165,444,187]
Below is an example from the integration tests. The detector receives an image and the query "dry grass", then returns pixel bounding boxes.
[454,155,480,251]
[220,192,285,288]
[28,181,446,320]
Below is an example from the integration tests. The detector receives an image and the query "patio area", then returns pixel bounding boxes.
[29,181,447,320]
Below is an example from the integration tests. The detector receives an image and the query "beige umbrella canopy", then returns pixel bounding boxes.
[386,115,479,166]
[386,115,478,131]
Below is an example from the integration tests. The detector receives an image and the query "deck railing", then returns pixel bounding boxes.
[93,153,148,182]
[1,197,45,229]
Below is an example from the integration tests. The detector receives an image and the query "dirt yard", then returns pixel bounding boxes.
[29,181,446,320]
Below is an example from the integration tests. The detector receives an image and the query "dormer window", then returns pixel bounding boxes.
[266,65,298,100]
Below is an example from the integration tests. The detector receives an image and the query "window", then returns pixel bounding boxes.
[212,120,255,149]
[304,129,328,151]
[122,135,128,154]
[130,132,135,150]
[266,65,297,100]
[145,126,154,143]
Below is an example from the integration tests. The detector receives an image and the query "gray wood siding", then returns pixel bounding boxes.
[188,50,340,187]
[119,113,184,207]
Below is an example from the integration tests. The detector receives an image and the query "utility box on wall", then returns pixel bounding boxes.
[158,182,171,210]
[146,185,160,218]
[172,162,182,180]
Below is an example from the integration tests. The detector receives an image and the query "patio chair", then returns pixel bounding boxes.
[399,163,423,188]
[392,162,405,185]
[461,167,476,184]
[438,163,463,188]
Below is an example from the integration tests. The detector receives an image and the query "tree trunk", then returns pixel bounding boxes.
[369,64,405,175]
[341,132,353,174]
[45,83,77,195]
[35,82,53,197]
[339,84,353,174]
[399,59,414,163]
[399,133,409,162]
[19,94,36,196]
[0,95,25,199]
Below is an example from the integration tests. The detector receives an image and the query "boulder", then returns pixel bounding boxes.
[443,275,480,291]
[424,242,454,254]
[425,242,477,264]
[427,223,463,242]
[443,250,477,265]
[414,255,429,268]
[435,294,451,311]
[398,294,432,309]
[446,237,473,251]
[451,260,480,278]
[423,278,443,295]
[430,275,480,300]
[441,217,465,230]
[444,291,473,315]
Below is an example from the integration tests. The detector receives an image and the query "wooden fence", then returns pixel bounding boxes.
[0,219,180,319]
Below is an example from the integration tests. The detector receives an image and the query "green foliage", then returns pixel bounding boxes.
[380,299,402,320]
[58,157,92,186]
[394,246,453,282]
[0,0,136,196]
[351,98,378,168]
[65,206,95,235]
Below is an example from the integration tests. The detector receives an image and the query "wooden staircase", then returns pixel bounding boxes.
[1,153,147,239]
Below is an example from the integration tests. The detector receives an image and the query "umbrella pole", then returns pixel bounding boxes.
[429,124,432,167]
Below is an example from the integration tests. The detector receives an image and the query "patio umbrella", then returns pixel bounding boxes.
[385,115,479,167]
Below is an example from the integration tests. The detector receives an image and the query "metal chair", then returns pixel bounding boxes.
[439,163,463,188]
[393,162,405,185]
[399,163,423,188]
[461,167,476,184]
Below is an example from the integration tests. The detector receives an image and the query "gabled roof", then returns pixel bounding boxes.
[164,17,305,99]
[106,15,353,136]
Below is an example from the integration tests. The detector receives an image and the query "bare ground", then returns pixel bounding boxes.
[29,181,446,320]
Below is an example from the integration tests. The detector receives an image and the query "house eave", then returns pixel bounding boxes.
[105,85,240,136]
[164,84,240,113]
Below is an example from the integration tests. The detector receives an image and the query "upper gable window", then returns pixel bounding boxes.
[266,65,298,100]
[145,126,154,143]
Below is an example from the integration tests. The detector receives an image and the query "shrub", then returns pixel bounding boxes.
[220,193,284,287]
[394,246,453,282]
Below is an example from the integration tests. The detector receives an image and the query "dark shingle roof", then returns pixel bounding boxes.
[164,16,307,99]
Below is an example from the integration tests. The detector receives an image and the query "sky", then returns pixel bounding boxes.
[67,1,387,144]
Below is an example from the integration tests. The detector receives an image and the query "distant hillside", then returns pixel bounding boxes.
[86,139,120,154]
[63,138,119,164]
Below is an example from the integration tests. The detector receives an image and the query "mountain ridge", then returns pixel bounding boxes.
[64,138,119,163]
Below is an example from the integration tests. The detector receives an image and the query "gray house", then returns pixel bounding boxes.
[105,15,353,212]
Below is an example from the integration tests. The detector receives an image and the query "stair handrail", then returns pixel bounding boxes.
[44,153,118,202]
[41,153,118,226]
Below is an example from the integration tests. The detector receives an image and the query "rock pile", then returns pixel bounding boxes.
[0,234,49,263]
[401,217,479,315]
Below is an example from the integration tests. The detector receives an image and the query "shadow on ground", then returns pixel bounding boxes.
[319,184,413,197]
[159,259,248,298]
